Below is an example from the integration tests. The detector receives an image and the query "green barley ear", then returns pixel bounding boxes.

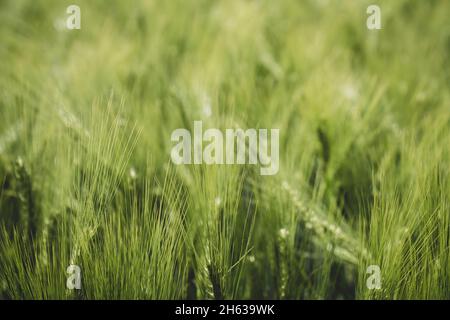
[317,126,330,166]
[186,265,197,299]
[207,263,224,300]
[13,157,41,241]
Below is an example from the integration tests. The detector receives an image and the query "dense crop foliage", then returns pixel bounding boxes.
[1,0,449,299]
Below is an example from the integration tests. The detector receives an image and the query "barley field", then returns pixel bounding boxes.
[1,0,449,300]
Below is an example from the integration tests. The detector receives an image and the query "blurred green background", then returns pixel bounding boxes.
[0,0,449,299]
